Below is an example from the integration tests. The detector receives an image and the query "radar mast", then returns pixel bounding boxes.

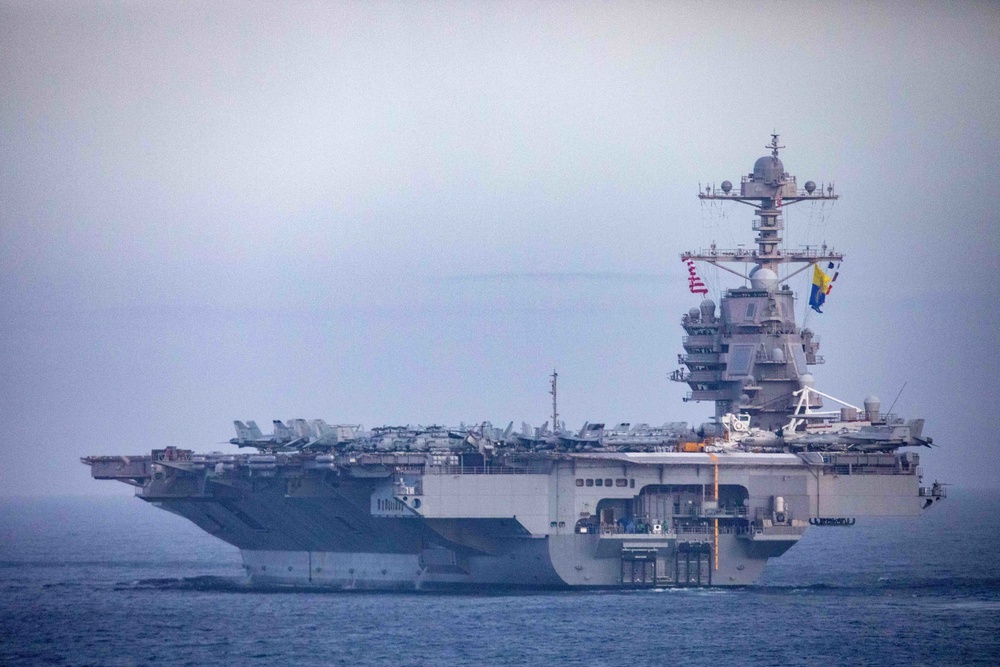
[675,137,842,430]
[688,134,840,280]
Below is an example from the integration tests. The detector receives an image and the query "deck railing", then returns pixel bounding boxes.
[425,465,542,475]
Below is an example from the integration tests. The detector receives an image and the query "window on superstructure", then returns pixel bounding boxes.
[728,344,754,376]
[605,479,613,487]
[576,479,584,487]
[595,479,603,487]
[586,479,594,487]
[616,479,627,487]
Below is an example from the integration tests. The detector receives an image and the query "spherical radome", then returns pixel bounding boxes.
[749,266,778,290]
[753,156,785,185]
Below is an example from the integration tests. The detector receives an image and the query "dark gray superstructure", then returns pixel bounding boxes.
[85,138,944,588]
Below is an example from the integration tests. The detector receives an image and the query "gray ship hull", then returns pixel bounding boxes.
[108,450,934,590]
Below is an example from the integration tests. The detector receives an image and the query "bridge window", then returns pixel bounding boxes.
[605,479,613,487]
[616,479,627,487]
[576,479,584,487]
[586,479,594,487]
[595,479,603,487]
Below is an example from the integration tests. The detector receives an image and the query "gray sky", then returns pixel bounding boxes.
[2,1,998,495]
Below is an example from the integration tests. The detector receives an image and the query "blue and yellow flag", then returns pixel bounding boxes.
[809,264,833,313]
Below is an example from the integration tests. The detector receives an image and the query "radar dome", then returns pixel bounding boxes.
[749,266,778,291]
[688,307,701,320]
[721,180,733,193]
[753,156,785,185]
[770,348,785,363]
[864,395,881,421]
[805,180,817,194]
[699,298,716,320]
[798,373,815,389]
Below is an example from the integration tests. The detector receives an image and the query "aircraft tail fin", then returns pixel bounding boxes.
[272,420,293,440]
[233,421,252,440]
[289,418,314,439]
[245,420,264,439]
[312,419,334,436]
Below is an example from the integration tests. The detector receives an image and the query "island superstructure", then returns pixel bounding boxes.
[84,137,944,588]
[674,135,843,431]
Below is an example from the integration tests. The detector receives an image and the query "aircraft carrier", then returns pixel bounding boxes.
[84,137,945,588]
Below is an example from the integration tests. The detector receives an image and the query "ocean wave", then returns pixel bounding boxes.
[757,577,1000,594]
[118,575,250,592]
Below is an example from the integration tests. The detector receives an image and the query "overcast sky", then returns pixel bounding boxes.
[2,1,998,495]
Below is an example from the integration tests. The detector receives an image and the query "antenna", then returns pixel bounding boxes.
[550,370,558,434]
[768,133,785,157]
[886,382,908,416]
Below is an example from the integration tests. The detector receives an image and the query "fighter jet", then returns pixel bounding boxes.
[230,420,287,449]
[230,420,308,450]
[515,421,549,447]
[559,422,605,448]
[301,420,364,450]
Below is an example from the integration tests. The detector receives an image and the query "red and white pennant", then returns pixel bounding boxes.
[684,258,708,295]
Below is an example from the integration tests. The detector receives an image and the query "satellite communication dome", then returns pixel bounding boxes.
[753,155,785,185]
[699,298,716,322]
[864,395,882,421]
[688,307,701,320]
[749,266,778,291]
[798,373,815,389]
[721,180,733,193]
[805,180,817,194]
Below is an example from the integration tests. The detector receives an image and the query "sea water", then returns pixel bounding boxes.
[2,489,998,666]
